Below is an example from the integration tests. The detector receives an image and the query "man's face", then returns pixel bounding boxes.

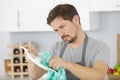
[50,17,78,43]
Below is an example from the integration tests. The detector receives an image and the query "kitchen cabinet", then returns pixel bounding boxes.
[0,0,99,32]
[0,0,53,32]
[89,0,120,12]
[53,0,100,31]
[0,0,22,32]
[21,0,53,31]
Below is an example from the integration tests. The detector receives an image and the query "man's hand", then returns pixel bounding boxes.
[49,55,69,70]
[28,47,38,56]
[24,47,38,63]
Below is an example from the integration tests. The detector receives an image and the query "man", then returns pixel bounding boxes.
[28,4,110,80]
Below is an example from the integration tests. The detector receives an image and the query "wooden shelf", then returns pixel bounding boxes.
[8,63,28,66]
[8,54,25,57]
[8,72,29,75]
[7,41,35,79]
[117,34,120,64]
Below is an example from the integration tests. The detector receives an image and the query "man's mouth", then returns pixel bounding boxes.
[62,35,69,41]
[62,36,67,40]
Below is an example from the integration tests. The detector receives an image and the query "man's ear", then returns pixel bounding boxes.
[72,15,80,24]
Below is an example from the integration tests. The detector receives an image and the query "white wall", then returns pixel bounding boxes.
[86,12,120,67]
[0,12,120,76]
[0,32,11,76]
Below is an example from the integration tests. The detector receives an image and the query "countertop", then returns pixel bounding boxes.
[0,75,30,80]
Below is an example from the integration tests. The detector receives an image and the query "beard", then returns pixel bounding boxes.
[62,35,77,43]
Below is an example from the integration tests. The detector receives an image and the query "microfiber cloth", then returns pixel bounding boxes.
[38,51,66,80]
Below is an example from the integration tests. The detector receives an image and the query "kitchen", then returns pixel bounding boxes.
[0,0,120,80]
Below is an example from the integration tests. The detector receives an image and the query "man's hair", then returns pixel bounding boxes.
[47,4,80,25]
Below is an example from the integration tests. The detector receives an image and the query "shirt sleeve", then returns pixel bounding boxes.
[94,42,111,66]
[48,41,65,56]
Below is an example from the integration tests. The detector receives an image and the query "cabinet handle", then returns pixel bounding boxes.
[17,10,20,28]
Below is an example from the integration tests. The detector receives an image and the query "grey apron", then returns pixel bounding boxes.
[59,35,88,80]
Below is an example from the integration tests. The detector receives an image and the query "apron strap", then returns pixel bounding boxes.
[80,34,88,66]
[59,34,88,64]
[59,43,67,57]
[59,33,89,80]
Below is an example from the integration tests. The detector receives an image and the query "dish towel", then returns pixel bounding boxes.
[38,51,66,80]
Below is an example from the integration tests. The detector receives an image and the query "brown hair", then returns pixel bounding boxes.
[47,4,80,25]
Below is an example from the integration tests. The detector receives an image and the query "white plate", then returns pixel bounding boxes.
[19,46,51,71]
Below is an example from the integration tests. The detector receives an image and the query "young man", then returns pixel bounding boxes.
[28,4,110,80]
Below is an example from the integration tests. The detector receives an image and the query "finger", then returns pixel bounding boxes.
[49,55,55,67]
[51,60,60,70]
[49,56,61,70]
[54,62,60,70]
[49,55,58,67]
[28,47,38,56]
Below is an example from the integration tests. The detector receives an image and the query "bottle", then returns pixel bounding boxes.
[23,66,28,72]
[14,66,21,72]
[13,57,20,63]
[13,48,20,55]
[22,48,25,54]
[23,57,27,63]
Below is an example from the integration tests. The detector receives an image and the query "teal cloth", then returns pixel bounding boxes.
[39,51,66,80]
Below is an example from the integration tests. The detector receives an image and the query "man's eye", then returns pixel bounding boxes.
[54,29,58,32]
[60,26,64,29]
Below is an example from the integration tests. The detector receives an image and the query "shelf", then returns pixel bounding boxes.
[8,72,29,75]
[7,41,35,78]
[22,63,28,66]
[8,54,25,57]
[8,63,28,66]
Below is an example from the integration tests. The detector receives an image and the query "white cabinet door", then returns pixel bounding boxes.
[0,0,22,32]
[89,0,120,12]
[53,0,99,31]
[21,0,53,31]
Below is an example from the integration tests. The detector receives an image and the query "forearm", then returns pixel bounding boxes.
[28,62,47,80]
[49,55,108,80]
[64,61,108,80]
[26,47,47,80]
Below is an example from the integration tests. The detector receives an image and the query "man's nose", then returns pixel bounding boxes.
[58,29,65,38]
